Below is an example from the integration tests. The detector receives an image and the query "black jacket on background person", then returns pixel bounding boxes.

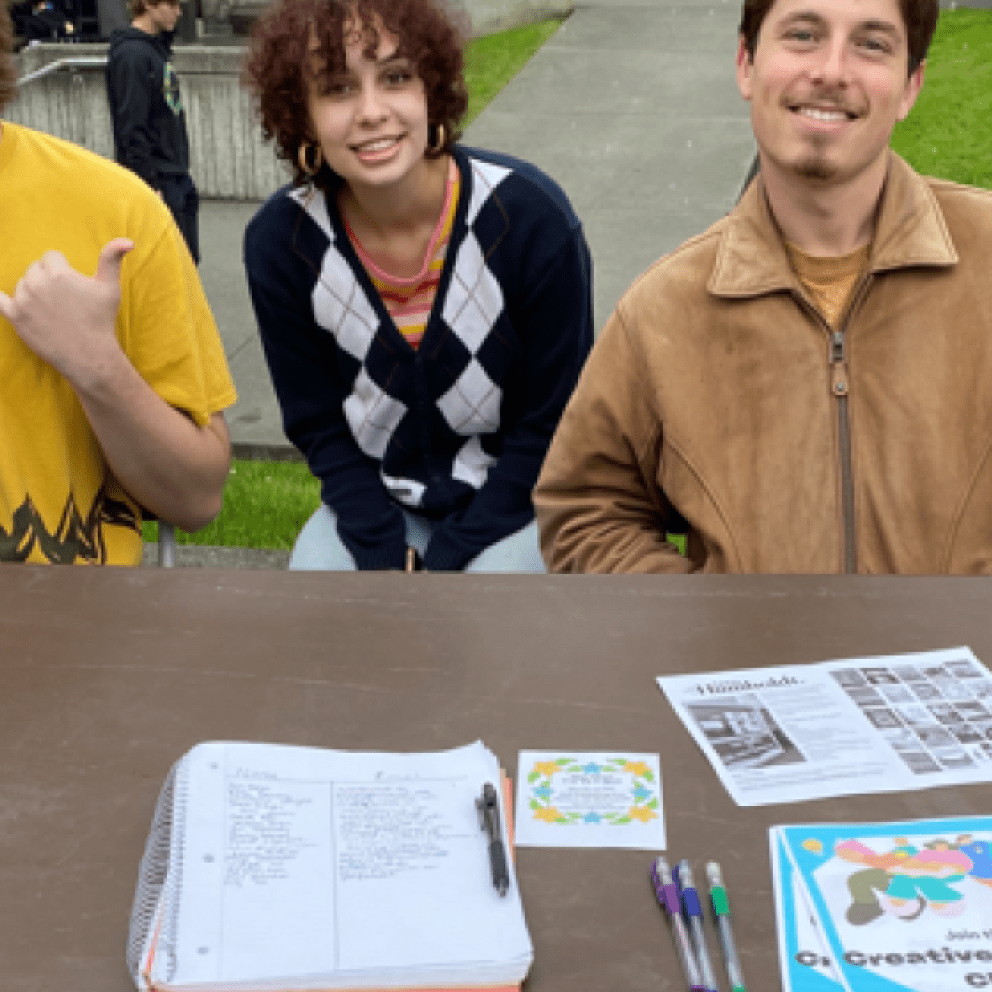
[105,26,189,192]
[105,25,200,263]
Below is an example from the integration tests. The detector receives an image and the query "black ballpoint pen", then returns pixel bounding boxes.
[476,781,510,896]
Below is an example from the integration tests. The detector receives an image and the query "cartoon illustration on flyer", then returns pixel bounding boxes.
[780,818,992,992]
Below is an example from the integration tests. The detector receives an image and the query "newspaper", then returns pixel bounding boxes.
[657,647,992,807]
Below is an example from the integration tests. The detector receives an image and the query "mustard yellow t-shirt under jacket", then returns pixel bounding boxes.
[0,123,236,565]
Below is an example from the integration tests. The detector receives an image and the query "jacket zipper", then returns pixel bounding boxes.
[829,329,856,573]
[829,274,873,574]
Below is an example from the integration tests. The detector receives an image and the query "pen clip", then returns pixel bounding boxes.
[476,781,500,838]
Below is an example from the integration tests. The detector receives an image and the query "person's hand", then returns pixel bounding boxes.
[0,238,134,387]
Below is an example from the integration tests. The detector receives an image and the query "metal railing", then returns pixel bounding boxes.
[17,55,107,87]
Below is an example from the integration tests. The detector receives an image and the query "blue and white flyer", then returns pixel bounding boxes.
[771,828,843,990]
[773,816,992,992]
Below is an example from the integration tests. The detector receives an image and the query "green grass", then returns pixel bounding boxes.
[144,460,321,549]
[891,8,992,189]
[462,18,563,127]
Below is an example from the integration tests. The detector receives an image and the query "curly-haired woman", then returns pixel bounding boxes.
[243,0,593,571]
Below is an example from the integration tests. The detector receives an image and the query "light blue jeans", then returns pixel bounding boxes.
[289,503,546,573]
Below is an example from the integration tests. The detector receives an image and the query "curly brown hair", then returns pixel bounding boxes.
[739,0,938,76]
[0,0,17,113]
[242,0,469,191]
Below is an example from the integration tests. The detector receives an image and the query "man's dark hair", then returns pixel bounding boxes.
[0,0,17,112]
[126,0,177,18]
[739,0,939,75]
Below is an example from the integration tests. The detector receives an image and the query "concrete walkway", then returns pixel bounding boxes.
[170,0,756,566]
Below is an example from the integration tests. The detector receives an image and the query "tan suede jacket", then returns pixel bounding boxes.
[536,154,992,574]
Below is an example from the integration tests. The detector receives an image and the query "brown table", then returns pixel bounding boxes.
[2,565,991,991]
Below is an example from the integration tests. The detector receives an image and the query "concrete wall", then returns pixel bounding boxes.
[5,44,289,199]
[459,0,572,37]
[5,0,574,199]
[226,0,574,39]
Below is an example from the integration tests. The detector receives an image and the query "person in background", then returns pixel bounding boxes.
[242,0,593,572]
[105,0,199,263]
[11,0,74,43]
[0,0,235,564]
[535,0,992,575]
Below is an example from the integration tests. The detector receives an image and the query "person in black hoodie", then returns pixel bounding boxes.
[105,0,199,263]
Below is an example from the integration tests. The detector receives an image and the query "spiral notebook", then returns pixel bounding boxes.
[127,740,530,992]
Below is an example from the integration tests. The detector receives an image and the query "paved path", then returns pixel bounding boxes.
[172,0,756,565]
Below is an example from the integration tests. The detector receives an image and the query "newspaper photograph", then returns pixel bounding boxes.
[657,647,992,807]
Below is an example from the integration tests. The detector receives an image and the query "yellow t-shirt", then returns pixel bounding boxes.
[0,123,237,565]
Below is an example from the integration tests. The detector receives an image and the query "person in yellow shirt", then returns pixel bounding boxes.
[0,3,237,565]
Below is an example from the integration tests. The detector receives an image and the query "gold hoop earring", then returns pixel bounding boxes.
[427,123,446,155]
[298,142,323,177]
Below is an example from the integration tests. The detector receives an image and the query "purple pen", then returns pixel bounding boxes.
[650,857,705,992]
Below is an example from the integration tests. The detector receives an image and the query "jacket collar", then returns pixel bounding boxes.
[708,152,958,299]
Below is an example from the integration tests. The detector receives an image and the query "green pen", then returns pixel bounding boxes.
[706,861,747,992]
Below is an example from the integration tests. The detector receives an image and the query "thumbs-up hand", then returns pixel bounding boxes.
[0,238,134,385]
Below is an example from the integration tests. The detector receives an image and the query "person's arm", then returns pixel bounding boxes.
[421,228,594,572]
[533,301,693,574]
[0,239,230,532]
[106,46,159,190]
[244,215,407,570]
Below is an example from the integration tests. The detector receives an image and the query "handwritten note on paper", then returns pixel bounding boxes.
[224,780,323,887]
[513,751,666,850]
[163,740,533,990]
[336,783,455,882]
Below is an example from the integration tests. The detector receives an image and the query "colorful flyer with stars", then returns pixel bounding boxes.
[513,751,665,849]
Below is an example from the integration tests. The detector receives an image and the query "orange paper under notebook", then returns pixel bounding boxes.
[128,741,530,992]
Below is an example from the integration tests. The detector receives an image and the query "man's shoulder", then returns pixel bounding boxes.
[107,27,157,63]
[620,213,730,312]
[925,174,992,228]
[4,124,163,203]
[1,125,176,266]
[925,173,992,203]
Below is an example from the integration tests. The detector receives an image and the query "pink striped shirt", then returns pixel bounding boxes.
[347,160,460,350]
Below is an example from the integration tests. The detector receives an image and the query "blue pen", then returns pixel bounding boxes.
[677,860,718,992]
[650,857,705,992]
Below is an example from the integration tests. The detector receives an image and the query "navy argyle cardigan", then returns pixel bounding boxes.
[244,146,593,571]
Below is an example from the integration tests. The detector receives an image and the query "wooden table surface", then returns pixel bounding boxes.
[1,564,991,991]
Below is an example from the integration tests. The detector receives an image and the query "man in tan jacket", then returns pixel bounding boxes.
[535,0,992,575]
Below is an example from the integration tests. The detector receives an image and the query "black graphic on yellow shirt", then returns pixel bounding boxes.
[0,488,140,564]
